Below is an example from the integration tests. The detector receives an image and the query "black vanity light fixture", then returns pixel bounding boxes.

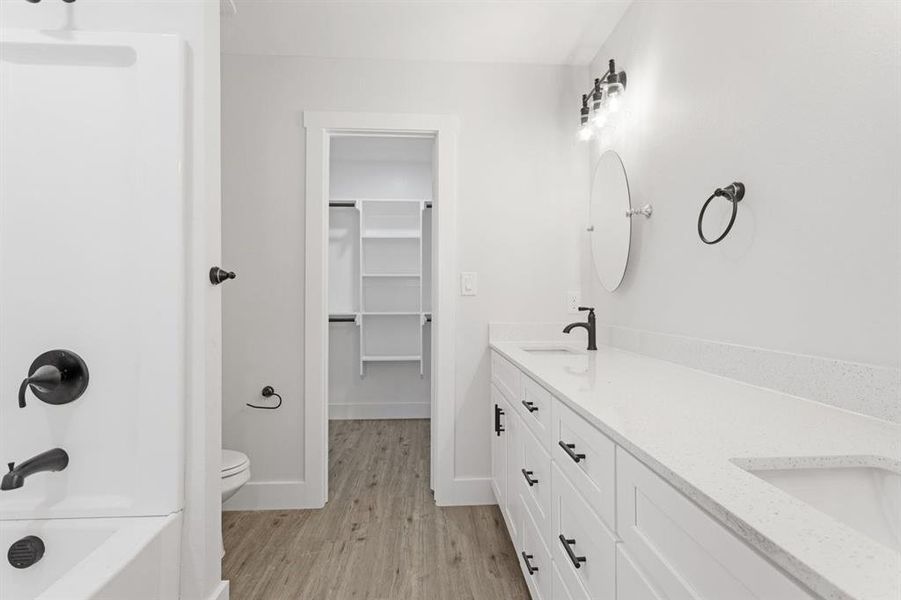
[579,59,627,141]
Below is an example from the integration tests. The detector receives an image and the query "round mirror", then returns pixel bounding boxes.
[589,150,631,292]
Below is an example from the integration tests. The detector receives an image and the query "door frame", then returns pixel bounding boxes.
[302,111,459,507]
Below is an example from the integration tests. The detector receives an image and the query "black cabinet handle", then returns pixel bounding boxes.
[521,551,539,575]
[521,400,538,413]
[558,535,587,569]
[521,469,538,486]
[558,441,586,463]
[494,404,505,436]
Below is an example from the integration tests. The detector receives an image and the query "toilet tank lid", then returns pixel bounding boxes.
[222,449,249,475]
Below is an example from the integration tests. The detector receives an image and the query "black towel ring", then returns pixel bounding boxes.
[698,182,745,245]
[247,385,282,410]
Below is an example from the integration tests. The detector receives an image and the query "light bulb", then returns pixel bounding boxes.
[591,108,607,129]
[605,82,624,113]
[578,124,593,141]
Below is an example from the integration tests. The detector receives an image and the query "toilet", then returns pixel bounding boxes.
[220,449,250,557]
[221,449,250,503]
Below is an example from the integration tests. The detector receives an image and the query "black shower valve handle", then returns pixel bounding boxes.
[18,351,89,409]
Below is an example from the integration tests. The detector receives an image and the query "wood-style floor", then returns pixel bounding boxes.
[222,419,529,600]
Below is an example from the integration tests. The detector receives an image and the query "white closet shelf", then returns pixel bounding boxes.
[334,198,429,203]
[362,232,421,239]
[362,355,422,362]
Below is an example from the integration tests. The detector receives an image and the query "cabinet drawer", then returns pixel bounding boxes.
[516,375,553,450]
[616,448,815,600]
[518,499,552,600]
[514,420,552,547]
[551,398,616,530]
[552,560,582,600]
[491,351,521,404]
[616,546,663,600]
[551,463,616,600]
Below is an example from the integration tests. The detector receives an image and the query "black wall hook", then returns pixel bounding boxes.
[698,182,746,245]
[210,266,236,285]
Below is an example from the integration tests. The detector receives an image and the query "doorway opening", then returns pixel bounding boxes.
[303,113,459,507]
[327,135,434,503]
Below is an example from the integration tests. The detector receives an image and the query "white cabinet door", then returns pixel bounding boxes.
[551,464,617,600]
[505,405,524,546]
[616,448,815,600]
[616,546,663,600]
[518,499,552,600]
[490,383,508,513]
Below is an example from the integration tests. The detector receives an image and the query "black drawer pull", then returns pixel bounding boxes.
[521,469,538,486]
[521,399,539,413]
[521,551,539,575]
[494,404,505,436]
[558,441,586,463]
[558,535,587,569]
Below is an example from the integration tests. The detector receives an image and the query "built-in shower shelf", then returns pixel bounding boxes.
[362,273,420,278]
[362,311,420,316]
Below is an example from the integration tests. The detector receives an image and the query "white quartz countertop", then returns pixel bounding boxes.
[490,341,901,600]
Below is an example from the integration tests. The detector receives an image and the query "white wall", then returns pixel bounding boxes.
[582,2,900,372]
[221,56,586,501]
[0,2,224,598]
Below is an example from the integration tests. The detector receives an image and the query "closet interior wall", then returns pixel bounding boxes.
[328,136,434,420]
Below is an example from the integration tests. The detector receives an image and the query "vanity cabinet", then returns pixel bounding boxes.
[489,350,816,600]
[616,449,814,600]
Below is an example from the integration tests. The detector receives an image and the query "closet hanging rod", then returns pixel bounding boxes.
[328,315,357,323]
[328,200,431,208]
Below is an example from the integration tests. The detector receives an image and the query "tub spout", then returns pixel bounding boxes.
[1,448,69,491]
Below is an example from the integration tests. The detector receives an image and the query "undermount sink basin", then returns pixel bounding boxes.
[743,464,901,553]
[521,346,581,355]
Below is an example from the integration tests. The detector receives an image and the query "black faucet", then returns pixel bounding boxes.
[1,448,69,491]
[563,307,597,351]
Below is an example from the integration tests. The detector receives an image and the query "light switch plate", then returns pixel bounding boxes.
[461,272,477,296]
[566,290,581,314]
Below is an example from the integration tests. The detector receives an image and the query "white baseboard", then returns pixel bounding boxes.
[329,402,430,420]
[223,480,323,511]
[436,477,494,506]
[205,581,229,600]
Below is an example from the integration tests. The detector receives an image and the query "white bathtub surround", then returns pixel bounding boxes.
[0,28,186,521]
[491,340,900,600]
[0,514,180,600]
[0,2,224,598]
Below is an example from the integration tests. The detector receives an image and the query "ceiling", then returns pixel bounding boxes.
[221,0,631,66]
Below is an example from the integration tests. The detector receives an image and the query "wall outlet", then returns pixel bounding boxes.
[461,272,478,296]
[566,290,581,314]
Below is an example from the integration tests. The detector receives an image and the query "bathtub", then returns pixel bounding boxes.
[0,513,180,600]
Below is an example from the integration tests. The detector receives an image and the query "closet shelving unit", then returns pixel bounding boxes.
[329,198,432,376]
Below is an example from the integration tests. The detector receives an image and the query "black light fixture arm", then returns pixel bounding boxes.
[581,59,626,98]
